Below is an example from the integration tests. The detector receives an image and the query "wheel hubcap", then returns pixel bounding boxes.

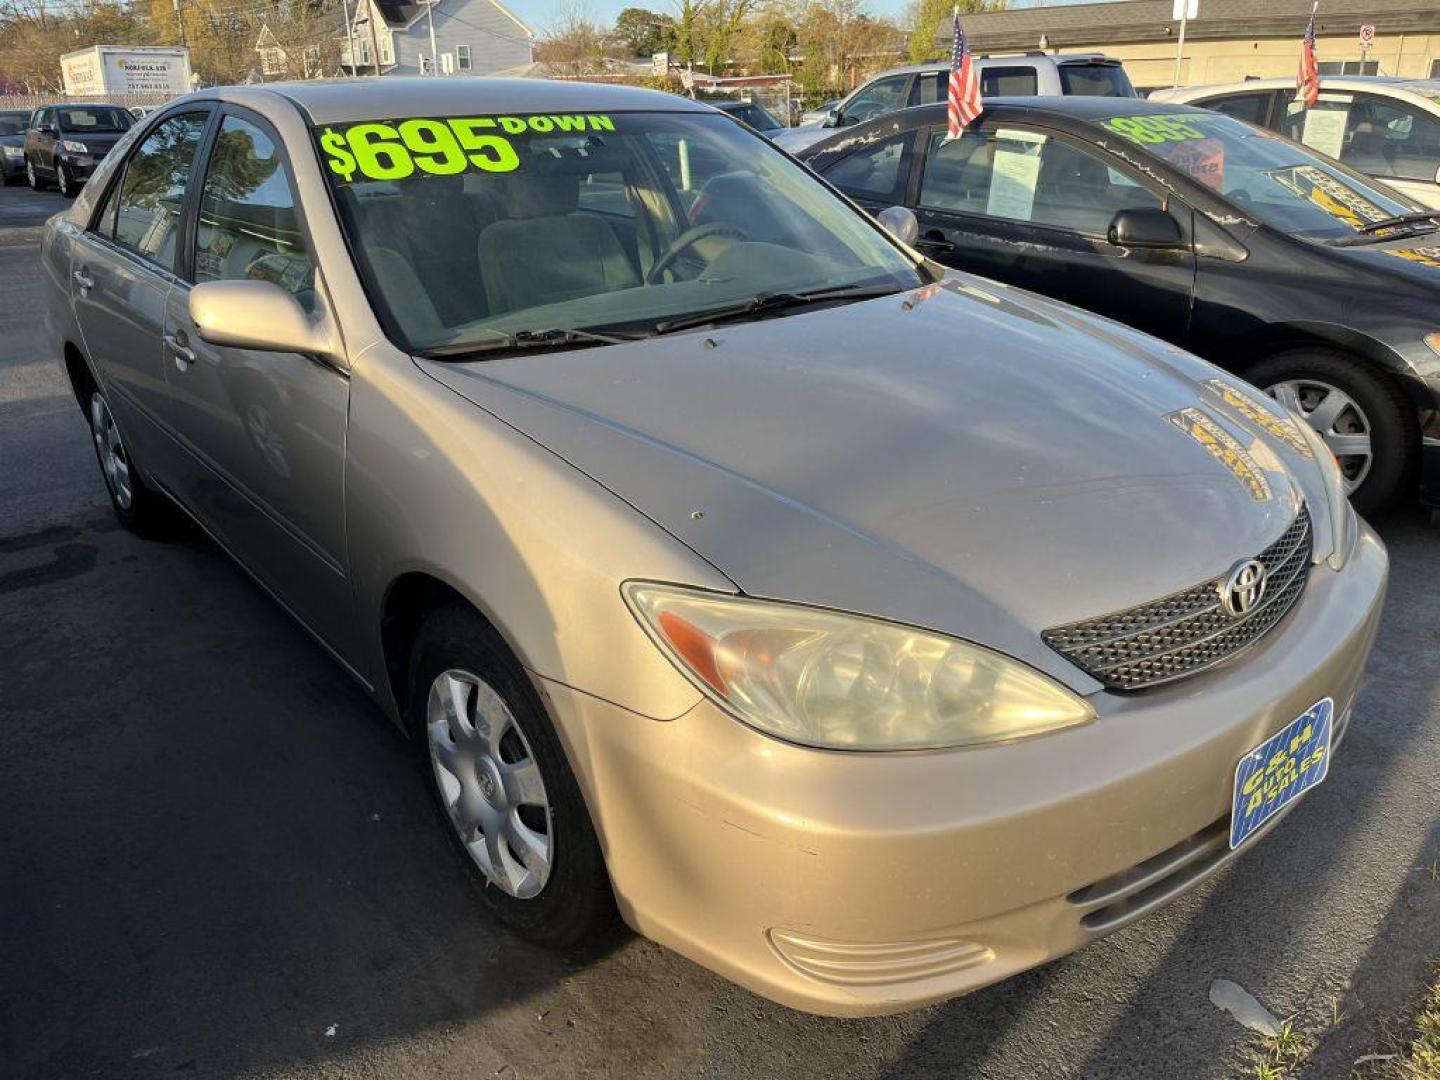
[1267,379,1373,495]
[90,392,133,509]
[425,669,552,899]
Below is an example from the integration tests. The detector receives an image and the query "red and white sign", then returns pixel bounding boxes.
[1359,24,1376,48]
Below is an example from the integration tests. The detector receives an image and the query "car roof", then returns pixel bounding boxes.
[950,95,1207,121]
[862,53,1122,80]
[1158,76,1440,102]
[233,77,712,125]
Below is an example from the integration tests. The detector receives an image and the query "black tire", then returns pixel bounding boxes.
[408,604,614,947]
[26,157,47,190]
[1247,348,1415,517]
[84,382,175,537]
[55,161,74,198]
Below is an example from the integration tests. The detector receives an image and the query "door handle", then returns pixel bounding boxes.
[72,266,94,292]
[917,233,956,255]
[164,332,197,371]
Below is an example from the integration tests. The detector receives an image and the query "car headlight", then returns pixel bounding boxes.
[624,583,1094,750]
[1290,410,1357,570]
[60,140,88,154]
[1,145,21,158]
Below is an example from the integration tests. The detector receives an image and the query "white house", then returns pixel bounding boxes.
[342,0,533,77]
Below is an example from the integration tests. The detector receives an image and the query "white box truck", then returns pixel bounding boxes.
[60,46,193,97]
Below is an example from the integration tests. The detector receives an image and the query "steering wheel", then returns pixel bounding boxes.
[646,222,748,284]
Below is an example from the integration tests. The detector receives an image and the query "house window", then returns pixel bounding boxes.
[379,31,395,64]
[456,44,471,71]
[441,52,455,74]
[360,40,372,65]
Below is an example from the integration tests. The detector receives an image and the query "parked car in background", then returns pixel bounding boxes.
[801,98,840,125]
[25,102,134,197]
[802,97,1440,514]
[1153,78,1440,209]
[709,98,785,137]
[43,78,1384,1017]
[0,110,29,184]
[773,54,1136,153]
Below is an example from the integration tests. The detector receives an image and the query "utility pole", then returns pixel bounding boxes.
[426,0,439,74]
[1171,0,1195,88]
[173,0,188,50]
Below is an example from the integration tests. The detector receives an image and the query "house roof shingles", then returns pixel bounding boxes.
[939,0,1440,50]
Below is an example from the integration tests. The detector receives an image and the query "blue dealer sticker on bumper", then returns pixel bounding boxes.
[1230,698,1333,850]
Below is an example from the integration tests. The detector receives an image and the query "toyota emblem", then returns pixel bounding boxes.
[1219,558,1267,617]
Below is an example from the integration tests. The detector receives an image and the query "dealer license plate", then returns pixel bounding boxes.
[1230,698,1333,850]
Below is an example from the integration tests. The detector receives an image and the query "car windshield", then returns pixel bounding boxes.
[1099,110,1425,242]
[318,110,923,354]
[57,106,132,133]
[1058,63,1137,98]
[723,102,782,131]
[0,113,27,135]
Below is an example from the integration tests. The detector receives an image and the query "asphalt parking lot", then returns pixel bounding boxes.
[2,178,1438,1080]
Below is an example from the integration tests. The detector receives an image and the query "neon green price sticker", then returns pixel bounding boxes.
[317,113,617,183]
[1102,114,1209,145]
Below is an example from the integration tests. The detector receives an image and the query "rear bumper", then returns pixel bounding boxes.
[540,526,1387,1016]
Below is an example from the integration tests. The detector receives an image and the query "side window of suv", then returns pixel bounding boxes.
[1201,92,1275,128]
[841,75,909,126]
[980,66,1039,96]
[111,111,209,271]
[194,114,316,310]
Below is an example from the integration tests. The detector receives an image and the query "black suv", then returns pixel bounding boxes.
[25,103,133,197]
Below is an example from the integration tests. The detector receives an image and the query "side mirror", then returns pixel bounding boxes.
[1108,207,1185,249]
[877,205,919,246]
[190,279,333,356]
[39,125,56,137]
[823,108,841,129]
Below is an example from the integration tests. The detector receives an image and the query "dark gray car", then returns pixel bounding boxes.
[0,110,29,183]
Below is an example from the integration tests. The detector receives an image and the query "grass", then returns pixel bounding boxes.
[1362,970,1440,1080]
[1251,1019,1312,1080]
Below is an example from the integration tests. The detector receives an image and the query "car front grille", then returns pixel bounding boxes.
[1043,506,1312,691]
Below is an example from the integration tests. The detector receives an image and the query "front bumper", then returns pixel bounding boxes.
[58,153,101,180]
[540,525,1387,1016]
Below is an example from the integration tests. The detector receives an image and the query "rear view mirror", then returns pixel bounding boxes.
[824,108,841,129]
[877,205,920,246]
[190,280,333,357]
[1108,207,1185,249]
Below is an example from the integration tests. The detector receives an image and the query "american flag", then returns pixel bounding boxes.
[1296,3,1320,109]
[945,7,982,140]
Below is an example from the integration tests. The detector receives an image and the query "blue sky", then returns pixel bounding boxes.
[506,0,1105,39]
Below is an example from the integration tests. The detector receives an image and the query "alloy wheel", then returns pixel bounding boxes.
[1267,378,1373,495]
[90,392,133,510]
[56,163,70,197]
[25,159,36,189]
[425,668,553,899]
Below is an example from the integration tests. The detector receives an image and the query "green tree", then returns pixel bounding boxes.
[613,6,677,57]
[907,0,1007,64]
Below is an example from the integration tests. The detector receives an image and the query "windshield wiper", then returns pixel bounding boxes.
[1355,210,1440,235]
[652,284,904,336]
[417,326,650,360]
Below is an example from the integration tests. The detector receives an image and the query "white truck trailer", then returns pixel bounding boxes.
[59,46,193,97]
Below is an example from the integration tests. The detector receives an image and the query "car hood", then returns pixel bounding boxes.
[771,124,832,153]
[1330,232,1440,287]
[422,277,1320,691]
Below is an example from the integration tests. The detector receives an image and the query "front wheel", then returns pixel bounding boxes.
[55,161,75,198]
[26,158,47,190]
[1249,349,1414,516]
[409,605,614,947]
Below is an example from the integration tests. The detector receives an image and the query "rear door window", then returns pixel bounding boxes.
[111,111,210,271]
[825,133,915,203]
[1057,63,1136,97]
[1200,92,1276,128]
[842,75,910,125]
[1281,92,1440,180]
[981,67,1039,97]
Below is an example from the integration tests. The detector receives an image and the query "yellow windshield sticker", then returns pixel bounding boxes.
[317,114,616,183]
[1102,114,1209,145]
[1204,379,1313,458]
[1167,407,1273,501]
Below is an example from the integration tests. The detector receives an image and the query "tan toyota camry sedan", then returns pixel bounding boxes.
[40,79,1387,1016]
